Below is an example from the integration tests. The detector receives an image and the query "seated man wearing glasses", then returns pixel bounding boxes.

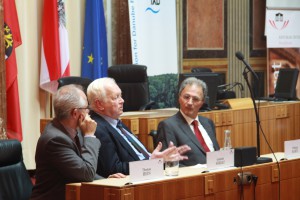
[31,85,123,200]
[156,77,220,166]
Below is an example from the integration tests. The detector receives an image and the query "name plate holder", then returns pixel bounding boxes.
[284,139,300,159]
[129,158,164,183]
[207,149,235,170]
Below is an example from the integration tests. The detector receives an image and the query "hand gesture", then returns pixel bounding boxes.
[150,141,190,161]
[78,114,97,136]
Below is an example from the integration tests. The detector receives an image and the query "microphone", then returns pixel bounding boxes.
[217,83,232,89]
[235,51,258,80]
[235,82,245,98]
[237,52,272,165]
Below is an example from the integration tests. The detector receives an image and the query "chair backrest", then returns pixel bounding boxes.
[57,76,92,94]
[108,64,150,111]
[0,139,33,200]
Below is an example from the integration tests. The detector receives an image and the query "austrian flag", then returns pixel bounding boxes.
[40,0,70,94]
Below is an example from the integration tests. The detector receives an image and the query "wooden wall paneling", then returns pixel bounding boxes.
[137,118,153,151]
[286,104,295,141]
[274,104,289,152]
[276,118,291,152]
[258,105,275,121]
[113,0,132,65]
[215,125,232,148]
[233,122,257,148]
[183,0,227,59]
[294,103,300,139]
[163,177,204,199]
[65,183,81,200]
[250,0,267,57]
[80,184,105,200]
[139,117,169,152]
[71,158,300,200]
[295,115,300,139]
[259,118,276,154]
[182,58,228,73]
[41,102,300,155]
[279,159,300,200]
[233,108,255,125]
[121,117,139,135]
[134,183,163,200]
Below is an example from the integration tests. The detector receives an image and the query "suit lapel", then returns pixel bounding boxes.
[52,118,81,155]
[94,113,140,160]
[199,117,219,150]
[176,112,206,153]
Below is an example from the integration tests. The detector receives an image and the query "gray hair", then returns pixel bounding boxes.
[87,77,116,110]
[53,84,86,120]
[178,77,207,100]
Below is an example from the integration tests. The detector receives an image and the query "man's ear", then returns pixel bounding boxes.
[70,108,79,119]
[96,99,104,111]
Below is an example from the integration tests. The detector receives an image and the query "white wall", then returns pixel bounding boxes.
[266,0,300,9]
[16,0,86,169]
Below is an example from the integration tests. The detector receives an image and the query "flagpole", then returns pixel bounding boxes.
[50,94,53,118]
[0,0,8,139]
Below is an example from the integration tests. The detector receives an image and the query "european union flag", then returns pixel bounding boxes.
[81,0,108,80]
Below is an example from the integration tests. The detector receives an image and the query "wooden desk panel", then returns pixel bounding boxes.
[40,102,300,154]
[67,155,300,200]
[136,102,300,154]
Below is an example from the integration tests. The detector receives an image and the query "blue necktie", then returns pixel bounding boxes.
[117,121,150,159]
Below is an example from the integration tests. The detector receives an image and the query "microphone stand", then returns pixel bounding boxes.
[242,68,272,164]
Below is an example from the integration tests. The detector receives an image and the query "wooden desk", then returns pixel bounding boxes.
[128,102,300,154]
[41,101,300,154]
[66,153,300,200]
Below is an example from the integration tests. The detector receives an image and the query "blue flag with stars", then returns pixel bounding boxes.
[81,0,108,79]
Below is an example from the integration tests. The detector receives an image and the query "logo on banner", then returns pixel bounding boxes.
[146,0,160,13]
[4,23,13,60]
[269,13,289,30]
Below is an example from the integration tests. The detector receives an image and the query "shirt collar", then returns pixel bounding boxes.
[99,113,119,128]
[180,110,199,125]
[63,125,77,139]
[52,118,77,139]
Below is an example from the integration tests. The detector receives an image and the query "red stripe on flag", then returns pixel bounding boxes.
[40,0,70,93]
[6,77,22,141]
[4,0,23,141]
[42,0,61,81]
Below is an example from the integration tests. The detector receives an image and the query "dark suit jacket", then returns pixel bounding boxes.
[90,111,141,177]
[31,118,101,200]
[156,111,220,166]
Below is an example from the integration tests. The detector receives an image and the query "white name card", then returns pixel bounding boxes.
[284,139,300,159]
[207,149,234,170]
[129,158,164,182]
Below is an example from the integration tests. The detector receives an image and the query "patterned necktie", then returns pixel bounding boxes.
[192,120,210,152]
[117,121,150,159]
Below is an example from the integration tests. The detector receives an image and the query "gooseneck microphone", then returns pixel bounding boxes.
[235,51,259,80]
[236,51,272,164]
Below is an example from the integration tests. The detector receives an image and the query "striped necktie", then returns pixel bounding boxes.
[117,120,150,159]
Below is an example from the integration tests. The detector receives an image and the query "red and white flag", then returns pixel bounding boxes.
[4,0,23,141]
[40,0,70,94]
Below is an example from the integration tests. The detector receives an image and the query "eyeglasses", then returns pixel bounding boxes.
[74,106,90,111]
[181,94,202,103]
